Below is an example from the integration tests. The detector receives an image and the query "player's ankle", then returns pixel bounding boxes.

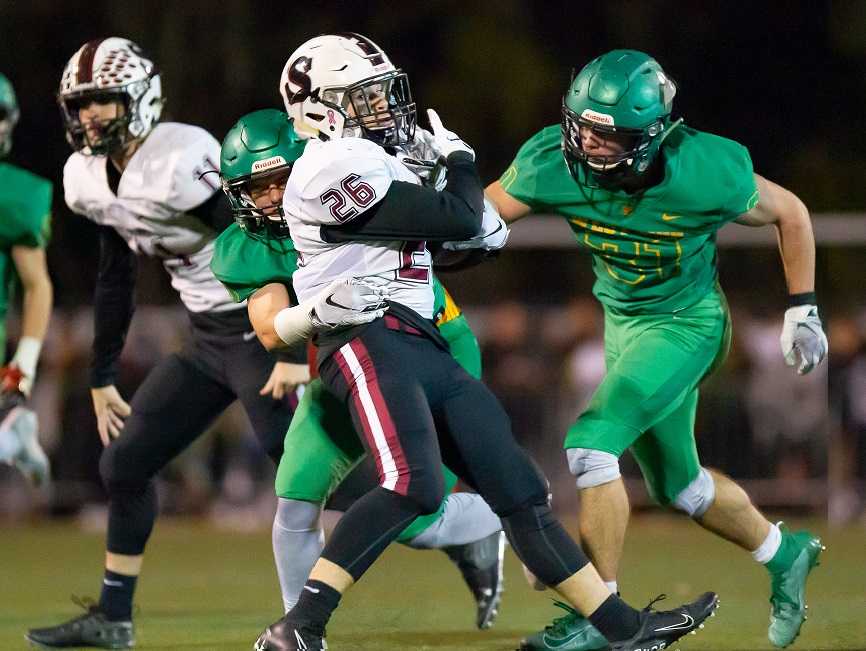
[98,570,137,621]
[763,528,803,574]
[587,593,640,642]
[289,579,341,636]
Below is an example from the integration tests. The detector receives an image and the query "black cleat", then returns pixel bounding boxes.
[444,530,506,629]
[610,592,719,651]
[25,598,134,649]
[253,616,327,651]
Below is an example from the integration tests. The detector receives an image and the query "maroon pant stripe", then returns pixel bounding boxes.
[349,339,410,495]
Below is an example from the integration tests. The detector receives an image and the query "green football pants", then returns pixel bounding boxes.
[564,290,731,505]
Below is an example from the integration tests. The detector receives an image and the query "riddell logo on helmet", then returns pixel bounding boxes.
[581,109,615,126]
[252,156,287,172]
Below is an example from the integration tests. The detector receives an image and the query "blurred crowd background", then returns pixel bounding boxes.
[1,1,866,526]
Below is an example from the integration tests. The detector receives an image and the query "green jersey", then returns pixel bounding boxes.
[211,223,458,323]
[501,124,758,314]
[0,162,52,360]
[211,224,300,303]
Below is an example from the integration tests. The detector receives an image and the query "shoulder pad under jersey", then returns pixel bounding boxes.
[125,122,221,211]
[283,137,397,225]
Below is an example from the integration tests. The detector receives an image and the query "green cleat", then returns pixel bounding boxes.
[767,528,824,648]
[519,601,608,651]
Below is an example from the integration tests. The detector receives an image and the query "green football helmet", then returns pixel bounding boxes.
[0,73,20,159]
[220,109,306,239]
[561,49,680,186]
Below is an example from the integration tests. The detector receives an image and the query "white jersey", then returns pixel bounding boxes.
[284,137,434,319]
[64,122,237,313]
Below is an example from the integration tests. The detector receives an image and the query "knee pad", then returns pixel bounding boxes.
[567,448,621,489]
[672,467,716,517]
[274,498,322,532]
[487,453,550,517]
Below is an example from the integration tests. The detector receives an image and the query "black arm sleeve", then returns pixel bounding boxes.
[430,244,500,272]
[187,191,234,234]
[275,342,308,365]
[321,151,483,243]
[90,226,138,388]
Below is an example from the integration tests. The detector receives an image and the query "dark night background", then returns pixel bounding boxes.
[0,1,863,529]
[2,0,866,310]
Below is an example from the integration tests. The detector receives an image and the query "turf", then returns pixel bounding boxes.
[2,514,863,650]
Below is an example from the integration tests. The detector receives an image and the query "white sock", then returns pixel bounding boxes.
[751,522,782,564]
[403,493,501,549]
[272,498,324,612]
[604,580,618,595]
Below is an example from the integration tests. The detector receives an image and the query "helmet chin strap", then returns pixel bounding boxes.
[658,117,684,145]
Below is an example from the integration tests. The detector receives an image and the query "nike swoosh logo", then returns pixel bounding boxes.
[303,585,320,594]
[324,295,353,310]
[242,331,258,341]
[103,579,124,587]
[655,613,694,632]
[542,631,590,648]
[662,213,681,221]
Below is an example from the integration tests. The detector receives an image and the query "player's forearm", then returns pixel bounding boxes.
[19,274,53,342]
[90,228,137,387]
[248,283,305,351]
[775,197,815,296]
[91,281,135,387]
[484,181,532,223]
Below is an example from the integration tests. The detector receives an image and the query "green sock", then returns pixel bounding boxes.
[765,531,798,574]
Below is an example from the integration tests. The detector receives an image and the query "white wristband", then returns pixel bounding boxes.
[273,302,315,346]
[12,336,42,379]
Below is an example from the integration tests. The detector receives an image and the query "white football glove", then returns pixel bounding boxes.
[394,152,447,191]
[310,278,390,329]
[442,197,509,252]
[403,126,440,161]
[780,304,828,375]
[427,108,475,160]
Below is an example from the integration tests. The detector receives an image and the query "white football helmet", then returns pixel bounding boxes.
[58,37,163,155]
[279,33,415,147]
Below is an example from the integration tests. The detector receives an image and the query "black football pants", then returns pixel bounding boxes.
[99,310,294,555]
[317,316,589,586]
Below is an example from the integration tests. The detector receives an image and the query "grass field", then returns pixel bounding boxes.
[2,514,864,650]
